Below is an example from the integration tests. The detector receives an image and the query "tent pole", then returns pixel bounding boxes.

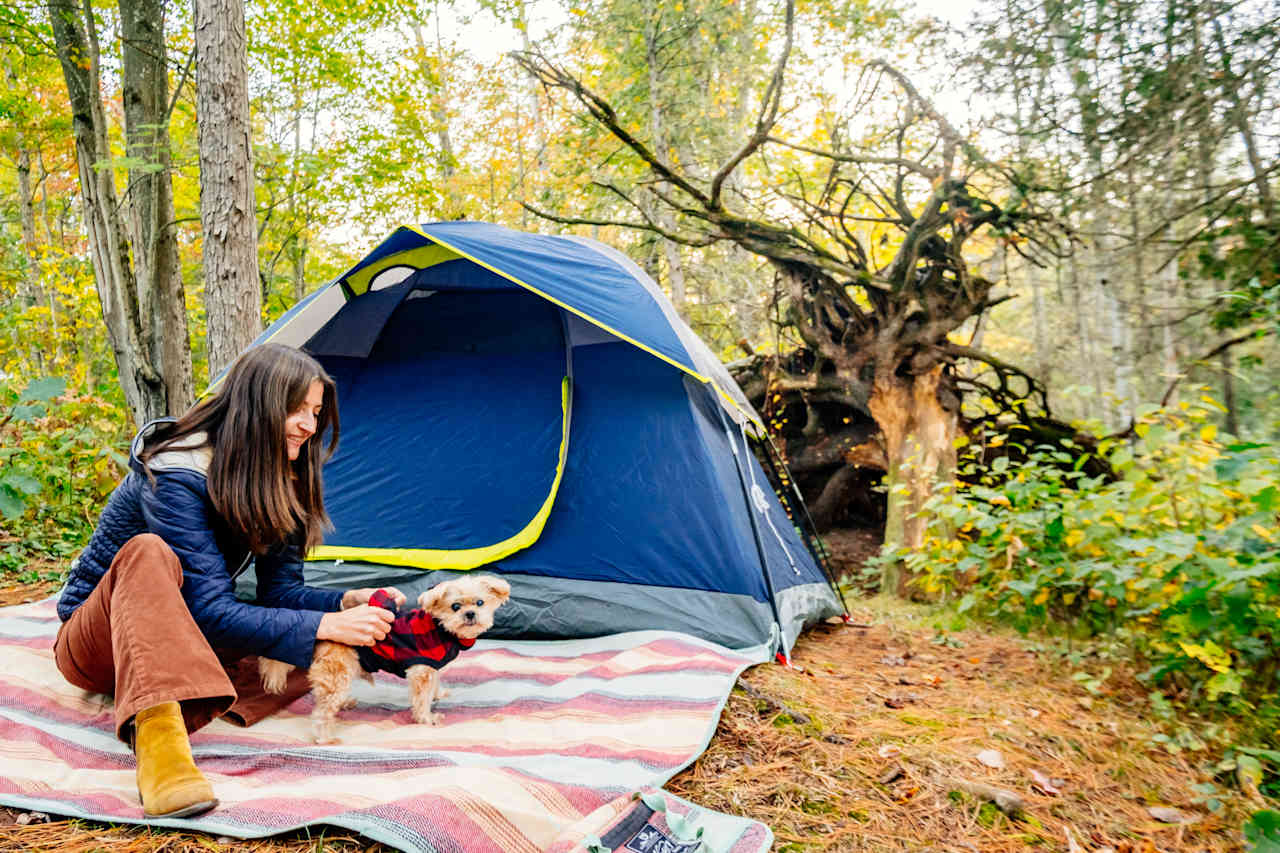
[711,393,789,664]
[757,434,851,616]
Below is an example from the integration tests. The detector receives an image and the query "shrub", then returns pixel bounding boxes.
[0,376,131,579]
[885,399,1279,742]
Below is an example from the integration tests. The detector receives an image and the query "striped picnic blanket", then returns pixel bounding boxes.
[0,599,773,852]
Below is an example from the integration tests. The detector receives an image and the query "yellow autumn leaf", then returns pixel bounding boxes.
[1178,640,1232,673]
[1252,524,1274,542]
[1033,589,1050,606]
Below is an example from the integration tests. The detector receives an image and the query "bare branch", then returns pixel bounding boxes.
[767,136,940,180]
[511,50,711,206]
[520,202,717,247]
[1160,327,1276,407]
[708,0,794,209]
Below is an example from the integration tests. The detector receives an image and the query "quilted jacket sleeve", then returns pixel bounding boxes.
[255,539,343,613]
[140,471,327,668]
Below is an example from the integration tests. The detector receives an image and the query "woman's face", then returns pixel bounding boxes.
[285,380,325,461]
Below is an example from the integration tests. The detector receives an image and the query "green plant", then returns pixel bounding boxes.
[1244,809,1280,852]
[0,375,130,578]
[0,377,67,518]
[884,398,1279,751]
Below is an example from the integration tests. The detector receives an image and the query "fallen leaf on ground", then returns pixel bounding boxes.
[975,749,1006,769]
[1029,768,1062,795]
[878,764,904,784]
[1147,805,1197,824]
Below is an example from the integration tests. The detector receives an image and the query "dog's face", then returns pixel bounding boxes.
[418,575,510,641]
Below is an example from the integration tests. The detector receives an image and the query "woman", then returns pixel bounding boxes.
[55,343,402,819]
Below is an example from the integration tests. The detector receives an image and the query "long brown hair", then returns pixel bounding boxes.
[140,344,340,554]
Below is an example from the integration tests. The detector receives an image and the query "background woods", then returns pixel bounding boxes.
[0,0,1278,818]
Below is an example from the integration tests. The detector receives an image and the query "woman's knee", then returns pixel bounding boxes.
[114,534,182,584]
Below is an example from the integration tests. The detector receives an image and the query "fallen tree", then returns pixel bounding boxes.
[514,0,1071,594]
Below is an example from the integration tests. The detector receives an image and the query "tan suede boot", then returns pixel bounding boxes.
[133,701,218,818]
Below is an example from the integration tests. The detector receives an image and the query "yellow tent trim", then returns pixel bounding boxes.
[404,224,714,379]
[402,225,763,430]
[210,226,762,429]
[307,376,571,570]
[343,243,461,295]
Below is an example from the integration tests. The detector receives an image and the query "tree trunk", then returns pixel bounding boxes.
[121,0,194,415]
[47,0,169,425]
[643,2,688,318]
[1220,348,1240,435]
[195,0,262,376]
[7,58,47,371]
[868,367,958,597]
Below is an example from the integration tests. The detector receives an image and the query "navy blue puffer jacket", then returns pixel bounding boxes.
[57,420,342,668]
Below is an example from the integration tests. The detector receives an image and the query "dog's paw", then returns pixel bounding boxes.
[411,708,443,726]
[436,686,451,699]
[258,658,293,694]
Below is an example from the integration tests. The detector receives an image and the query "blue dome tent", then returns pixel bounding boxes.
[224,222,845,658]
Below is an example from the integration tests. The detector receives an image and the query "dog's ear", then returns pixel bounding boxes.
[418,582,450,612]
[482,576,511,604]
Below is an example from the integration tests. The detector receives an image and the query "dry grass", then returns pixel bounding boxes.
[670,598,1259,852]
[0,580,1263,852]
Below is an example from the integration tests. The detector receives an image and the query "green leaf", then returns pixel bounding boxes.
[0,486,25,520]
[1244,810,1280,852]
[1205,669,1243,701]
[18,376,66,403]
[9,403,44,422]
[1,474,42,495]
[1238,747,1280,766]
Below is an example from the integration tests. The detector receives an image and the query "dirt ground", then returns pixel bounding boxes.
[0,532,1263,852]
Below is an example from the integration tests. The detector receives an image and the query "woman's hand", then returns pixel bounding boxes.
[340,587,406,610]
[317,604,395,646]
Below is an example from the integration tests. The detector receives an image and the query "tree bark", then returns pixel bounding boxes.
[47,0,171,424]
[643,1,688,317]
[194,0,262,376]
[868,366,958,596]
[121,0,194,414]
[1220,348,1240,436]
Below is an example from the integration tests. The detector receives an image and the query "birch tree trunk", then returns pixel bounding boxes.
[643,2,687,317]
[195,0,262,376]
[6,58,47,371]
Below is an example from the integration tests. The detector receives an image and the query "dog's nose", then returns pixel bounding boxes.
[464,611,476,622]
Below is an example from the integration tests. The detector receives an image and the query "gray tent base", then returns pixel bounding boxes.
[239,561,842,656]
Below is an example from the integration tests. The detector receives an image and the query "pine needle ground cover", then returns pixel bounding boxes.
[0,578,1265,852]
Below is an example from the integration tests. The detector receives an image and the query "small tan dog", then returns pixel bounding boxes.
[260,575,510,743]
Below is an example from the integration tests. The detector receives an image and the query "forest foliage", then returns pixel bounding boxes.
[0,0,1277,826]
[879,398,1279,748]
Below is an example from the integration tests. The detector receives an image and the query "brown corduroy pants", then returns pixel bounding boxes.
[53,533,312,742]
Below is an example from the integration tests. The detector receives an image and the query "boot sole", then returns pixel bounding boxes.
[143,798,219,819]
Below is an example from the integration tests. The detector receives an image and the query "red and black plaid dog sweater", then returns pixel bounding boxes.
[355,589,475,678]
